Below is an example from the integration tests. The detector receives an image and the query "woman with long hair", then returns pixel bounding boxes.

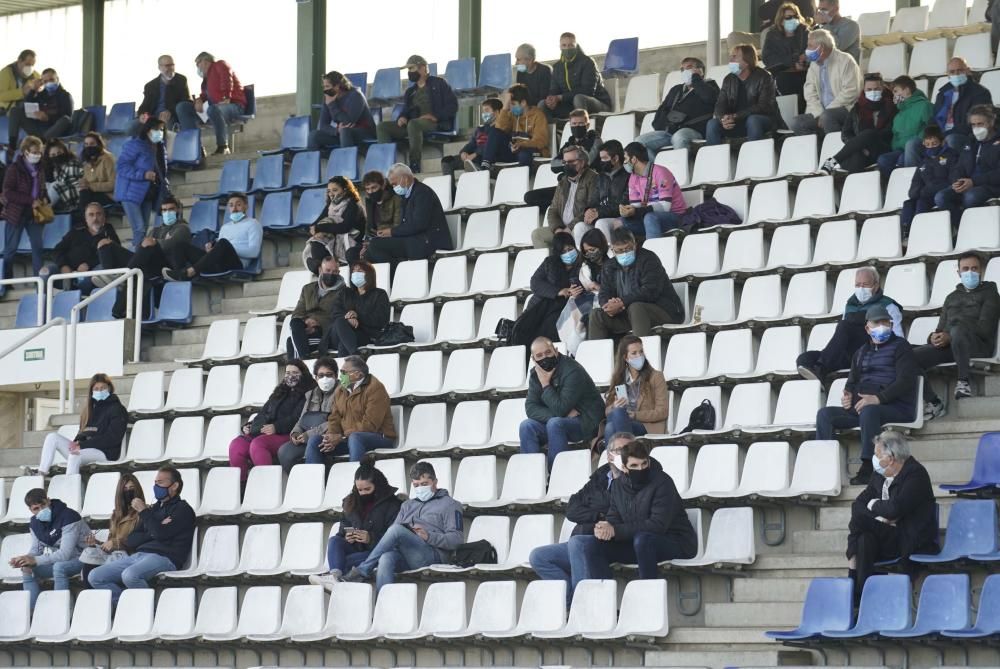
[511,230,582,348]
[40,138,84,214]
[78,473,146,582]
[303,175,366,274]
[604,335,668,438]
[322,260,390,354]
[78,131,117,210]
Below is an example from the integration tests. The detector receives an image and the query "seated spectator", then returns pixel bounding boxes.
[813,0,860,62]
[78,132,117,211]
[40,139,83,214]
[578,228,609,308]
[914,252,1000,418]
[532,146,599,249]
[576,140,629,244]
[511,232,582,348]
[874,76,933,174]
[900,126,959,238]
[616,142,687,239]
[163,193,262,281]
[763,3,811,101]
[1,136,46,278]
[816,304,920,484]
[322,261,390,355]
[43,202,122,293]
[29,373,126,476]
[310,464,404,589]
[0,49,39,117]
[115,116,169,248]
[176,52,246,155]
[286,256,345,359]
[846,430,938,605]
[440,98,502,178]
[361,171,402,237]
[788,29,861,134]
[310,355,396,463]
[366,163,453,267]
[515,43,552,106]
[277,357,340,473]
[798,267,902,383]
[543,33,612,119]
[523,109,602,213]
[481,84,549,169]
[375,55,458,173]
[135,55,190,131]
[820,74,896,174]
[529,431,633,606]
[11,488,88,610]
[341,462,462,591]
[78,474,145,586]
[636,57,720,154]
[589,228,685,339]
[928,57,993,153]
[707,44,781,144]
[309,71,375,150]
[568,439,697,587]
[303,176,366,274]
[125,196,194,284]
[88,466,196,605]
[759,0,816,31]
[934,104,1000,228]
[228,361,315,483]
[519,336,605,468]
[7,68,73,146]
[605,335,668,438]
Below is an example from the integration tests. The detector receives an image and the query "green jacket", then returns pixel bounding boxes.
[291,278,344,332]
[525,353,606,440]
[891,90,933,151]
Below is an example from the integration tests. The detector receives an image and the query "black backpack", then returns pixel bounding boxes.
[448,539,497,568]
[373,322,415,347]
[494,318,515,344]
[680,399,716,433]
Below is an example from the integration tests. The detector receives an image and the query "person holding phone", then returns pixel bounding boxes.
[604,335,669,440]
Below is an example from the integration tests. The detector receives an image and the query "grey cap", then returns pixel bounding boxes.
[866,304,891,322]
[404,54,428,68]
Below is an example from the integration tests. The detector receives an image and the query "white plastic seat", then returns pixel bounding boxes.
[501,206,540,246]
[446,401,492,452]
[163,524,238,579]
[812,219,857,265]
[650,446,690,494]
[435,581,517,638]
[484,398,525,447]
[374,458,407,493]
[484,346,528,392]
[477,295,518,340]
[482,580,566,639]
[683,444,740,499]
[675,232,720,276]
[157,416,206,463]
[908,38,949,77]
[472,453,546,508]
[761,439,842,499]
[0,533,32,584]
[162,586,236,640]
[575,338,614,385]
[776,92,798,129]
[469,252,510,294]
[1,475,43,524]
[806,321,838,353]
[621,73,660,111]
[366,353,401,396]
[22,590,70,641]
[436,346,484,393]
[739,325,802,377]
[712,384,771,434]
[389,259,429,301]
[746,178,789,224]
[643,236,678,275]
[505,248,547,293]
[478,514,554,571]
[857,215,902,261]
[452,454,499,504]
[37,589,111,643]
[712,185,748,223]
[385,581,467,640]
[239,465,284,515]
[792,175,835,219]
[720,228,764,273]
[112,418,164,466]
[818,133,845,169]
[458,210,501,251]
[216,524,281,577]
[955,206,1000,252]
[183,413,241,464]
[452,169,491,210]
[753,378,822,431]
[654,147,690,187]
[424,174,452,210]
[533,164,559,189]
[776,134,817,176]
[858,11,891,37]
[927,260,959,309]
[492,165,529,205]
[905,211,953,258]
[928,0,964,30]
[320,462,359,512]
[981,69,1000,102]
[884,262,929,308]
[262,464,324,515]
[203,585,282,641]
[673,386,722,433]
[251,270,313,315]
[545,449,593,500]
[196,466,241,516]
[46,474,81,511]
[839,171,883,214]
[224,315,277,361]
[398,350,444,397]
[96,589,155,642]
[600,113,636,146]
[719,441,792,498]
[690,143,731,185]
[687,278,735,324]
[126,370,165,413]
[735,274,782,322]
[409,457,453,498]
[0,590,31,642]
[292,582,373,641]
[142,367,204,415]
[222,361,277,410]
[175,318,241,365]
[778,271,829,319]
[427,255,469,298]
[766,223,811,269]
[673,506,756,567]
[338,582,419,640]
[734,138,775,180]
[532,579,617,638]
[395,403,448,454]
[883,167,916,211]
[247,584,325,641]
[867,43,908,81]
[664,332,707,381]
[583,578,669,640]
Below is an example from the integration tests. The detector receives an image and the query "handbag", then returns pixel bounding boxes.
[32,200,55,224]
[448,539,498,568]
[373,322,415,347]
[79,547,128,566]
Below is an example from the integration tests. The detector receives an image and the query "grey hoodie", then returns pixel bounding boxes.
[393,488,464,552]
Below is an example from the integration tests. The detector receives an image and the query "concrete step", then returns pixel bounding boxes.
[819,505,852,531]
[124,360,188,376]
[143,343,203,363]
[792,529,849,554]
[732,577,812,603]
[220,294,277,314]
[954,396,1000,420]
[704,601,803,628]
[749,553,845,578]
[241,278,285,299]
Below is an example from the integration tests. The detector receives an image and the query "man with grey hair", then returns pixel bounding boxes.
[515,43,552,107]
[311,355,395,463]
[846,430,938,605]
[813,0,860,63]
[789,28,861,134]
[136,54,191,130]
[175,51,246,155]
[798,266,902,384]
[532,144,600,248]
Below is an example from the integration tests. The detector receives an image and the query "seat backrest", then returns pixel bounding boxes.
[507,514,554,565]
[453,169,491,209]
[812,218,857,265]
[363,143,397,176]
[478,53,512,90]
[565,580,618,634]
[772,378,822,424]
[193,587,239,636]
[279,116,310,150]
[547,449,593,499]
[868,43,908,81]
[941,499,998,556]
[664,332,706,380]
[721,228,764,273]
[734,138,775,180]
[674,386,722,432]
[0,590,30,638]
[14,294,41,328]
[68,589,113,638]
[614,579,669,636]
[111,589,155,637]
[234,586,282,636]
[906,210,953,258]
[447,401,492,449]
[738,441,792,494]
[416,581,467,634]
[692,278,735,324]
[676,232,720,277]
[793,175,835,218]
[912,573,970,632]
[514,580,567,633]
[603,37,639,75]
[29,590,71,638]
[389,258,429,301]
[884,262,928,309]
[241,466,284,514]
[720,383,771,430]
[795,578,854,634]
[855,574,912,633]
[702,506,755,563]
[651,446,690,494]
[50,289,81,321]
[370,582,419,635]
[490,398,526,442]
[465,515,511,563]
[622,73,660,111]
[754,325,802,374]
[687,443,740,497]
[328,145,359,180]
[467,581,517,633]
[956,205,1000,252]
[856,215,902,263]
[498,453,547,501]
[492,166,529,205]
[736,274,782,321]
[251,154,284,191]
[776,133,817,176]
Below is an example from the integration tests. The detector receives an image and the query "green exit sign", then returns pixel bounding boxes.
[23,348,44,362]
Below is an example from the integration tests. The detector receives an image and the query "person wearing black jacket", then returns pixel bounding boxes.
[7,68,73,145]
[762,4,811,100]
[228,360,315,483]
[43,202,123,294]
[366,164,453,269]
[637,58,720,154]
[310,463,404,590]
[816,304,921,484]
[900,125,959,237]
[543,34,612,119]
[136,55,191,129]
[577,141,630,245]
[707,45,782,144]
[89,466,196,605]
[321,260,391,354]
[934,104,1000,229]
[847,431,938,605]
[511,231,582,348]
[32,373,126,476]
[821,74,897,174]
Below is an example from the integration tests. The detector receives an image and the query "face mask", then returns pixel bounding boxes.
[854,286,873,303]
[148,129,164,144]
[25,153,41,165]
[728,62,741,76]
[681,69,694,86]
[616,250,636,267]
[804,47,821,62]
[560,249,578,265]
[611,452,624,470]
[869,324,892,344]
[950,74,968,88]
[872,454,887,476]
[124,489,136,504]
[627,354,646,370]
[570,125,587,139]
[320,272,338,287]
[961,270,981,290]
[197,68,205,79]
[230,211,246,223]
[393,184,408,197]
[339,372,352,388]
[317,376,337,393]
[36,507,52,522]
[284,374,301,387]
[511,104,524,117]
[44,82,58,93]
[407,71,421,83]
[153,484,170,501]
[413,484,435,501]
[516,63,528,73]
[367,190,383,202]
[864,90,882,103]
[893,94,905,105]
[925,144,943,157]
[563,163,579,178]
[92,389,110,402]
[628,468,651,486]
[481,111,495,125]
[323,88,336,97]
[623,161,634,174]
[161,210,178,225]
[81,146,101,161]
[351,271,366,288]
[21,65,32,78]
[561,47,578,60]
[973,126,990,142]
[535,355,558,372]
[598,160,612,173]
[584,248,604,262]
[783,18,800,32]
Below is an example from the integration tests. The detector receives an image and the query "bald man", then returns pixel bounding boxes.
[137,55,191,129]
[928,57,993,153]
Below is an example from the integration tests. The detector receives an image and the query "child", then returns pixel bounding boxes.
[900,125,958,239]
[440,98,502,179]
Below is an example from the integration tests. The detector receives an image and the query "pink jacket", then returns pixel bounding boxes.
[627,164,686,215]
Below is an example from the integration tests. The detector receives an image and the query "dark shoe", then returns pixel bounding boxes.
[923,398,946,421]
[954,379,973,399]
[409,160,422,174]
[162,267,186,282]
[212,145,231,156]
[849,460,874,486]
[340,567,367,583]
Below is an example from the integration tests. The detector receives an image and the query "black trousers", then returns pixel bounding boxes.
[128,243,172,279]
[287,317,323,358]
[833,128,891,173]
[847,512,900,604]
[911,324,994,402]
[797,319,870,376]
[8,106,72,145]
[173,238,242,276]
[365,237,412,272]
[319,317,372,355]
[524,186,556,212]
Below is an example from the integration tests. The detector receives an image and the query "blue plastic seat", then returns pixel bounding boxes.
[911,499,998,564]
[765,578,854,641]
[0,259,4,298]
[327,146,359,180]
[249,154,285,193]
[477,53,512,93]
[280,150,321,190]
[370,67,403,104]
[942,573,1000,639]
[86,105,107,134]
[238,84,257,123]
[197,159,251,200]
[84,288,117,322]
[444,58,477,95]
[51,290,82,321]
[363,143,397,176]
[881,573,970,639]
[43,214,72,250]
[821,574,911,640]
[105,102,136,134]
[260,115,310,155]
[0,116,8,145]
[346,72,368,92]
[294,188,328,228]
[940,432,1000,495]
[107,135,128,159]
[170,129,203,169]
[259,191,294,232]
[602,37,639,77]
[200,253,261,281]
[144,282,193,326]
[188,200,220,235]
[15,294,41,327]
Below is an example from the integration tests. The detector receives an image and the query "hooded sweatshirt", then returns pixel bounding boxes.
[28,499,90,566]
[393,488,464,552]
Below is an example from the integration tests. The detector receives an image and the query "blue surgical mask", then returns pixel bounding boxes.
[161,210,178,226]
[616,250,636,267]
[623,161,634,174]
[393,184,409,197]
[961,270,981,290]
[413,484,434,502]
[92,389,110,402]
[511,104,524,117]
[229,211,246,223]
[153,484,170,501]
[950,74,968,88]
[805,47,821,62]
[864,90,882,103]
[350,271,366,288]
[481,112,495,125]
[36,507,52,522]
[872,454,887,476]
[627,355,646,370]
[560,249,578,265]
[515,63,528,73]
[148,130,164,144]
[783,18,799,32]
[728,62,741,76]
[869,325,892,344]
[44,82,58,93]
[854,286,873,303]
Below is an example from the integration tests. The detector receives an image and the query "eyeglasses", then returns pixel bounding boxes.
[315,371,336,378]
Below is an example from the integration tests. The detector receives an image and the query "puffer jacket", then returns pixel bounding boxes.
[950,132,1000,192]
[250,387,310,436]
[113,137,167,205]
[549,44,612,108]
[598,247,684,323]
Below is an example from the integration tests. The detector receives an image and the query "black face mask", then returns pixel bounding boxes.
[356,491,374,501]
[123,489,136,504]
[323,88,336,97]
[320,272,338,287]
[570,125,587,139]
[599,160,612,173]
[367,190,383,202]
[81,146,101,162]
[563,164,579,178]
[629,468,651,486]
[584,248,604,262]
[407,71,421,83]
[536,355,558,372]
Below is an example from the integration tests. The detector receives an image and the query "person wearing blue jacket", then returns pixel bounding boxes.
[308,71,376,150]
[114,116,169,249]
[934,104,1000,229]
[163,192,262,281]
[900,125,959,238]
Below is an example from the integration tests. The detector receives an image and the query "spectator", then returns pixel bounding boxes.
[934,104,1000,229]
[29,373,126,476]
[77,132,117,211]
[798,267,903,384]
[532,145,599,249]
[511,231,583,347]
[310,355,396,463]
[523,109,603,213]
[176,52,246,155]
[813,0,860,62]
[759,0,816,30]
[577,140,629,244]
[0,49,39,115]
[341,462,463,591]
[543,32,612,119]
[991,0,1000,55]
[440,98,502,177]
[900,125,959,238]
[636,57,720,154]
[846,430,938,605]
[310,463,404,590]
[578,228,610,309]
[874,76,933,174]
[322,261,390,355]
[114,116,168,248]
[763,2,811,101]
[303,176,366,274]
[1,136,46,278]
[481,84,549,169]
[519,336,605,468]
[88,466,196,605]
[163,193,262,281]
[375,55,458,173]
[77,474,145,585]
[617,142,687,239]
[914,252,1000,418]
[361,171,403,237]
[309,71,376,150]
[815,304,920,484]
[7,68,73,146]
[228,360,315,483]
[515,43,552,106]
[707,45,781,144]
[928,57,993,153]
[136,55,191,130]
[366,163,453,267]
[40,138,83,214]
[788,29,861,134]
[568,439,697,587]
[44,202,122,293]
[126,196,194,283]
[819,73,895,174]
[589,228,685,339]
[286,256,345,359]
[529,431,633,606]
[10,489,88,610]
[277,357,340,473]
[605,335,668,438]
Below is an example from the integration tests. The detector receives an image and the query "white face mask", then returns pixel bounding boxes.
[681,69,694,85]
[25,153,41,164]
[973,126,990,141]
[413,484,434,502]
[854,286,873,303]
[317,377,337,393]
[611,452,624,470]
[21,65,32,78]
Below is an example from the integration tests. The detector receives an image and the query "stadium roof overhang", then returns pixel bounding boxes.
[0,0,80,17]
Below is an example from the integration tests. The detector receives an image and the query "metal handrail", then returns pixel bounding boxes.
[45,267,140,321]
[0,276,44,327]
[0,317,67,413]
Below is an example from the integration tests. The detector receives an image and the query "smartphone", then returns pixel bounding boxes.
[615,384,627,402]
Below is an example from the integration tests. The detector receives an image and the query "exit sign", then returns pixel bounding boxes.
[23,348,44,362]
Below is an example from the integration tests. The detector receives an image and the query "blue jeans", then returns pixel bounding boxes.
[529,542,573,607]
[176,101,244,147]
[605,407,647,439]
[305,431,393,463]
[519,416,584,468]
[815,402,914,459]
[308,124,375,150]
[121,200,153,250]
[326,534,371,573]
[3,208,44,276]
[22,558,83,610]
[935,185,997,228]
[88,551,176,605]
[635,128,702,155]
[622,210,680,239]
[568,532,689,587]
[705,114,772,145]
[482,127,538,165]
[355,523,442,592]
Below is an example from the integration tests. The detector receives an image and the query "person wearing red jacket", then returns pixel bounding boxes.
[175,51,246,155]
